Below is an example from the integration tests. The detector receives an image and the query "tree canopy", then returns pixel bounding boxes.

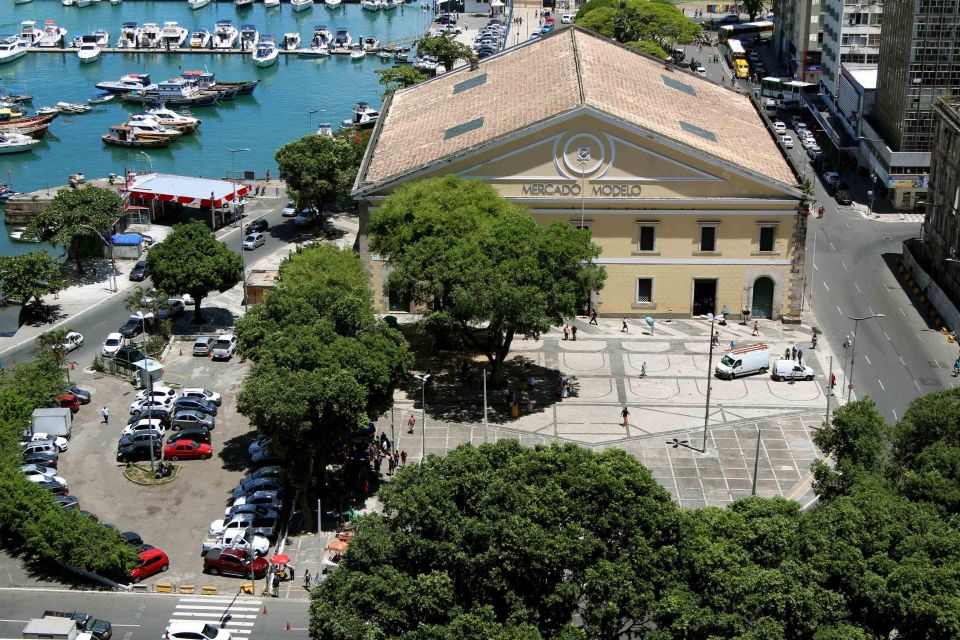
[576,0,701,57]
[274,135,359,214]
[375,66,428,94]
[0,251,65,306]
[26,186,123,275]
[415,35,474,72]
[368,176,606,377]
[146,220,243,323]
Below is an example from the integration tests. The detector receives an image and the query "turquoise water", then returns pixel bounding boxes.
[0,0,431,254]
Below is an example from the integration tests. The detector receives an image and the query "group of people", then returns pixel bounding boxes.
[370,432,407,477]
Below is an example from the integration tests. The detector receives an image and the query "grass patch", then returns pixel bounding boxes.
[123,462,181,486]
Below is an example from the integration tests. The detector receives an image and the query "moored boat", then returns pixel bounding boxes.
[325,0,342,7]
[0,113,57,139]
[96,73,155,94]
[19,21,43,47]
[360,0,379,10]
[264,0,281,8]
[350,102,379,128]
[9,227,40,242]
[139,23,162,49]
[190,29,212,48]
[291,0,313,11]
[213,20,237,49]
[0,37,29,65]
[312,25,332,47]
[239,25,259,49]
[181,70,238,100]
[88,91,115,104]
[234,0,254,8]
[333,28,351,47]
[144,107,201,132]
[161,22,188,49]
[215,79,259,94]
[188,0,210,8]
[92,29,110,46]
[117,22,139,48]
[102,124,171,148]
[0,132,39,154]
[124,116,183,140]
[77,41,101,63]
[349,45,365,60]
[362,36,379,51]
[37,21,68,48]
[316,122,333,137]
[252,36,279,67]
[281,33,301,51]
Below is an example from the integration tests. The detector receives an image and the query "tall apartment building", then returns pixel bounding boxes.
[774,0,824,83]
[919,98,960,305]
[820,0,883,96]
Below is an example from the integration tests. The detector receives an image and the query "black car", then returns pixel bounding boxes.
[23,452,58,468]
[175,426,212,445]
[245,218,268,234]
[40,480,68,496]
[243,465,282,482]
[129,260,149,282]
[64,385,92,405]
[232,490,282,511]
[118,317,144,339]
[225,504,279,521]
[55,495,79,509]
[233,477,281,498]
[173,397,218,416]
[156,299,185,320]
[128,408,172,426]
[113,345,147,364]
[118,431,163,449]
[79,510,99,522]
[117,440,162,463]
[121,531,143,546]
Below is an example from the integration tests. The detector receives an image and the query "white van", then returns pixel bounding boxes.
[714,343,770,379]
[771,359,815,381]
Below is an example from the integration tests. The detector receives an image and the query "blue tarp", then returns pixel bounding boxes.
[111,233,142,246]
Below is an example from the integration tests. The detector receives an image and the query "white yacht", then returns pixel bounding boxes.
[62,0,75,6]
[311,26,332,47]
[350,102,379,128]
[77,40,101,63]
[281,33,301,51]
[316,122,333,138]
[234,0,254,7]
[333,28,351,47]
[381,0,397,9]
[37,21,68,47]
[124,117,183,141]
[91,29,109,46]
[188,0,210,8]
[19,21,44,47]
[213,21,238,49]
[145,107,201,131]
[117,22,139,48]
[360,0,379,10]
[161,22,188,49]
[189,29,212,48]
[264,0,280,8]
[291,0,313,11]
[239,25,259,50]
[252,35,279,67]
[139,23,163,49]
[0,131,39,153]
[95,73,155,93]
[0,37,29,65]
[362,36,379,50]
[325,0,342,7]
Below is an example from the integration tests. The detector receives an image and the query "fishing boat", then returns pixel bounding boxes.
[139,23,163,49]
[312,25,332,47]
[124,116,183,141]
[252,36,279,67]
[189,29,212,48]
[333,28,351,47]
[96,73,155,94]
[117,22,139,48]
[325,0,342,7]
[360,0,379,10]
[19,21,44,47]
[378,49,391,61]
[9,227,40,242]
[37,21,68,48]
[0,113,55,138]
[188,0,210,8]
[77,41,101,63]
[213,21,238,49]
[125,77,220,107]
[215,79,259,94]
[35,106,58,116]
[0,107,24,122]
[281,33,301,51]
[0,132,39,154]
[362,36,379,51]
[234,0,254,8]
[239,25,259,50]
[102,124,171,149]
[145,107,200,132]
[161,22,189,49]
[181,70,238,100]
[0,37,29,65]
[88,91,115,104]
[264,0,280,8]
[291,0,313,11]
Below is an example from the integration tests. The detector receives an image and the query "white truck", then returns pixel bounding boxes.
[31,408,72,439]
[714,343,770,379]
[21,617,93,640]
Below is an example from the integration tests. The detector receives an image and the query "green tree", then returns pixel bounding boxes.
[626,39,668,59]
[415,35,474,72]
[274,134,359,214]
[0,251,65,306]
[368,176,606,378]
[34,328,75,372]
[743,0,765,21]
[146,221,243,324]
[812,399,888,499]
[375,66,428,94]
[576,0,700,49]
[575,7,617,38]
[26,186,122,275]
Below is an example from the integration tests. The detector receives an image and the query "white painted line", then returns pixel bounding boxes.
[178,598,262,605]
[854,282,861,293]
[893,409,898,421]
[899,355,906,365]
[842,262,848,272]
[868,306,876,315]
[878,379,885,391]
[935,359,942,368]
[837,305,843,315]
[884,331,891,341]
[813,262,818,271]
[822,281,830,292]
[914,380,922,392]
[899,306,907,317]
[175,605,260,612]
[173,611,258,618]
[864,354,871,365]
[169,616,255,626]
[830,242,837,250]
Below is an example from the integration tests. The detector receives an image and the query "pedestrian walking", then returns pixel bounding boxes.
[388,454,397,475]
[379,432,389,452]
[303,569,311,589]
[791,346,797,360]
[752,320,760,336]
[266,169,271,182]
[407,414,416,434]
[729,341,736,350]
[640,362,647,378]
[621,318,628,332]
[784,348,790,360]
[374,453,383,476]
[589,309,598,325]
[393,451,400,470]
[797,349,804,366]
[289,565,295,582]
[712,331,720,347]
[400,450,407,466]
[563,324,570,340]
[620,406,630,426]
[101,406,109,425]
[830,373,837,391]
[571,325,578,341]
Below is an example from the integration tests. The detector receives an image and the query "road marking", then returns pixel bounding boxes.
[915,380,922,392]
[878,379,885,391]
[893,409,898,421]
[842,262,848,272]
[884,331,891,341]
[175,605,260,612]
[822,282,830,292]
[172,612,258,620]
[868,306,876,315]
[830,242,836,250]
[813,262,818,271]
[864,354,871,365]
[900,306,907,317]
[899,355,906,365]
[854,282,861,293]
[935,359,942,368]
[837,305,843,315]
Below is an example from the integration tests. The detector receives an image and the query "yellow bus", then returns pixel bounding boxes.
[718,21,775,44]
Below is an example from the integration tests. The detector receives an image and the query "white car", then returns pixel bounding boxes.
[122,419,166,437]
[182,387,222,406]
[561,13,573,23]
[281,202,297,217]
[164,622,232,640]
[695,66,707,77]
[208,516,249,537]
[782,135,794,149]
[771,359,815,381]
[102,332,124,356]
[25,472,68,488]
[219,530,270,556]
[62,331,84,352]
[772,121,786,135]
[211,334,238,360]
[136,386,178,403]
[129,397,174,415]
[28,432,69,452]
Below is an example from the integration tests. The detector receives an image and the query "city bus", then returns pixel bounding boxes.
[723,39,750,78]
[759,77,818,109]
[718,21,775,44]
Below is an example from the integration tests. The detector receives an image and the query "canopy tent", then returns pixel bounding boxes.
[126,173,251,208]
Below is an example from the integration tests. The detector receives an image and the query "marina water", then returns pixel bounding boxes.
[0,0,430,255]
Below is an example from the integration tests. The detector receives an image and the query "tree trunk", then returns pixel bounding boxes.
[299,454,316,532]
[490,327,515,380]
[71,239,84,276]
[193,295,204,323]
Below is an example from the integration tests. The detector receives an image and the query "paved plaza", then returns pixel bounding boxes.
[380,316,837,508]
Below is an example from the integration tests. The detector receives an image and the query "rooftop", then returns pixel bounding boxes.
[842,65,878,91]
[357,26,796,191]
[127,173,250,208]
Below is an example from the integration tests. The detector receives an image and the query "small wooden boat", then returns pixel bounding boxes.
[88,91,115,104]
[215,79,259,94]
[102,124,171,148]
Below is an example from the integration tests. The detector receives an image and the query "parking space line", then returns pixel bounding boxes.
[853,282,861,293]
[842,262,848,272]
[878,379,885,391]
[864,354,871,365]
[914,380,922,392]
[822,282,829,292]
[837,305,843,316]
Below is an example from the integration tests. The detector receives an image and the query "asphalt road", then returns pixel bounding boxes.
[0,587,309,639]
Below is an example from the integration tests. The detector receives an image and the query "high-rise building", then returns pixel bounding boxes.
[820,0,883,96]
[774,0,824,83]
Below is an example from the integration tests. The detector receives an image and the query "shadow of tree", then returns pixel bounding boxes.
[0,533,106,589]
[60,257,118,288]
[20,302,66,327]
[173,306,239,334]
[219,431,258,473]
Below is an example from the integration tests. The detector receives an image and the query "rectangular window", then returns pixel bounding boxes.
[638,225,656,251]
[636,278,653,304]
[699,225,717,252]
[759,226,776,252]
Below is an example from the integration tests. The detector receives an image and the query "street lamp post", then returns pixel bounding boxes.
[136,312,157,472]
[701,313,717,453]
[413,373,430,462]
[482,368,488,444]
[307,109,326,134]
[751,427,762,496]
[139,151,153,173]
[846,313,885,402]
[228,147,251,312]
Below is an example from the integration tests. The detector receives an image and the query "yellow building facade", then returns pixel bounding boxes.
[354,27,807,321]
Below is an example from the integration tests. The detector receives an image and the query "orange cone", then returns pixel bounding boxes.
[286,622,291,632]
[263,605,268,615]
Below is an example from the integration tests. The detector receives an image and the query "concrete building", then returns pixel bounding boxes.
[353,27,807,321]
[820,0,883,96]
[774,0,824,83]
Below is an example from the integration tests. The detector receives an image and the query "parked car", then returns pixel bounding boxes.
[122,419,166,437]
[174,396,217,416]
[129,397,174,415]
[207,513,277,539]
[101,333,124,356]
[112,345,147,364]
[224,504,278,522]
[118,316,144,339]
[172,410,215,431]
[121,531,144,546]
[242,465,282,482]
[55,494,79,509]
[128,407,172,426]
[227,490,282,515]
[21,463,58,477]
[23,452,59,468]
[61,331,84,352]
[129,260,149,282]
[181,388,222,406]
[245,218,268,234]
[175,426,212,445]
[203,547,268,578]
[293,209,317,226]
[242,233,265,250]
[55,392,80,414]
[836,186,852,205]
[772,121,786,135]
[26,432,68,452]
[25,472,68,488]
[64,385,91,404]
[823,171,841,186]
[771,359,816,381]
[117,430,164,449]
[39,479,69,495]
[136,386,178,403]
[211,334,238,360]
[164,622,231,640]
[130,548,168,583]
[193,336,215,357]
[165,439,213,461]
[21,440,57,457]
[695,66,707,77]
[156,299,185,319]
[281,201,297,217]
[233,477,280,498]
[117,440,162,463]
[782,135,794,149]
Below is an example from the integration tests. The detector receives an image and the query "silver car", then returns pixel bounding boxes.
[172,409,215,431]
[243,232,265,250]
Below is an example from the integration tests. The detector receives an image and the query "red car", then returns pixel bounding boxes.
[164,440,213,461]
[130,548,168,583]
[544,16,555,24]
[55,393,80,414]
[203,548,268,579]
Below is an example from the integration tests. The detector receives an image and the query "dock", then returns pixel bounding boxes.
[27,36,419,56]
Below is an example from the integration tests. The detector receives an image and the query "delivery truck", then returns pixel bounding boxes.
[31,408,72,439]
[714,343,770,379]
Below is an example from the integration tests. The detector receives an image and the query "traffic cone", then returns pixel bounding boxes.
[179,346,183,356]
[263,605,268,615]
[286,622,291,632]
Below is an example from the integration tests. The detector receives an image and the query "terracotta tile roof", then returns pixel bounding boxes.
[357,27,797,191]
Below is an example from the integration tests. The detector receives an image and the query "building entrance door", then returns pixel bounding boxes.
[692,279,717,316]
[751,276,775,319]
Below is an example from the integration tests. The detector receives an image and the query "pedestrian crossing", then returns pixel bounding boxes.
[164,595,262,637]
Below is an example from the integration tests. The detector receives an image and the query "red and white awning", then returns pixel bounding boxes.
[126,173,252,208]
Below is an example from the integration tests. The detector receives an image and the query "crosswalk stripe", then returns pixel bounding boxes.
[173,611,259,619]
[163,597,260,638]
[175,604,261,612]
[177,597,262,605]
[169,616,255,626]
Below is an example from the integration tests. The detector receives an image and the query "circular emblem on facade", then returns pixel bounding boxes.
[560,133,606,177]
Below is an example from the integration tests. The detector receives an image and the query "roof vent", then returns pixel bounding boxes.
[662,75,697,97]
[453,73,487,95]
[444,117,485,140]
[679,121,717,142]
